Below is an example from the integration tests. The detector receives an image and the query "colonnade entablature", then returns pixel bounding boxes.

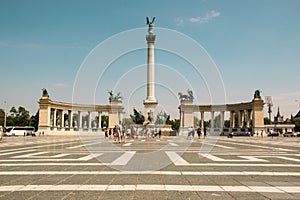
[38,94,124,135]
[179,95,264,136]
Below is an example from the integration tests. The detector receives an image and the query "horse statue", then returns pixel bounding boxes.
[178,89,194,101]
[108,90,123,102]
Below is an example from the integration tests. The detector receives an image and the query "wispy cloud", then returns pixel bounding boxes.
[189,10,220,23]
[176,10,221,26]
[52,83,68,87]
[175,18,184,26]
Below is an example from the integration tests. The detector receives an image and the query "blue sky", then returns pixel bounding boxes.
[0,0,299,120]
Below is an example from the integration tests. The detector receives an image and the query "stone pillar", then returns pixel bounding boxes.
[88,111,92,130]
[98,112,102,129]
[61,110,64,128]
[240,110,245,127]
[146,30,156,103]
[252,98,264,133]
[247,110,252,127]
[68,110,73,128]
[144,25,158,125]
[232,111,236,128]
[210,111,215,131]
[230,111,233,129]
[179,100,194,136]
[220,111,225,131]
[53,109,57,127]
[109,101,123,128]
[180,111,184,127]
[38,96,52,134]
[238,111,241,128]
[201,111,204,133]
[78,111,82,129]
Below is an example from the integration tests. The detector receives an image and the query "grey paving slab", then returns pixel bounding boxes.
[0,191,40,200]
[31,191,72,200]
[196,192,235,200]
[61,191,103,200]
[224,192,269,200]
[0,136,300,199]
[99,191,135,200]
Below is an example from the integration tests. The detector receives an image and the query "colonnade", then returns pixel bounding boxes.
[179,97,264,135]
[49,109,105,131]
[38,95,124,135]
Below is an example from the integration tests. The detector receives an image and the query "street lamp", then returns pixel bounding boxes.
[265,96,273,124]
[4,101,6,128]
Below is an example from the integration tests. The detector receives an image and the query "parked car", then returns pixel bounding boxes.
[268,132,279,137]
[283,132,297,137]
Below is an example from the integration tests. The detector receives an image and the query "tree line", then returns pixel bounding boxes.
[0,107,39,131]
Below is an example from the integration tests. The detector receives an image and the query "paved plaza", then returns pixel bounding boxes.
[0,135,300,199]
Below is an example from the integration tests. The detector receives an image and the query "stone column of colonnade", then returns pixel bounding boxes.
[200,111,204,133]
[228,109,254,132]
[68,110,73,129]
[49,109,105,132]
[210,111,215,132]
[98,112,102,129]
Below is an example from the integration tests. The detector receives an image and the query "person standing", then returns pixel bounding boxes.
[158,129,162,138]
[197,127,201,139]
[0,126,3,143]
[104,128,108,139]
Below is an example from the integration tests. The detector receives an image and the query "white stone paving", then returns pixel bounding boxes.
[0,136,300,198]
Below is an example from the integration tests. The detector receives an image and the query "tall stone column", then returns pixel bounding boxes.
[78,111,82,129]
[232,111,236,128]
[144,19,158,124]
[247,110,252,127]
[210,111,215,131]
[68,110,73,128]
[201,111,204,133]
[238,111,241,128]
[220,111,225,132]
[98,112,102,129]
[88,111,92,130]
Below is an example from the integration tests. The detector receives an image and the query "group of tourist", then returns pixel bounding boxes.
[187,126,207,140]
[104,124,162,142]
[104,123,126,143]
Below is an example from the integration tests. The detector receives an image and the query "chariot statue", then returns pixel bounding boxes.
[178,89,194,101]
[108,90,123,102]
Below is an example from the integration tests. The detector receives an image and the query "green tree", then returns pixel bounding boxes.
[264,117,271,125]
[30,110,39,131]
[167,119,180,131]
[0,108,4,126]
[6,106,31,126]
[16,106,30,126]
[10,107,17,117]
[294,120,300,132]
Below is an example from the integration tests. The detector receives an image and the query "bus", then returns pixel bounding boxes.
[5,126,35,136]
